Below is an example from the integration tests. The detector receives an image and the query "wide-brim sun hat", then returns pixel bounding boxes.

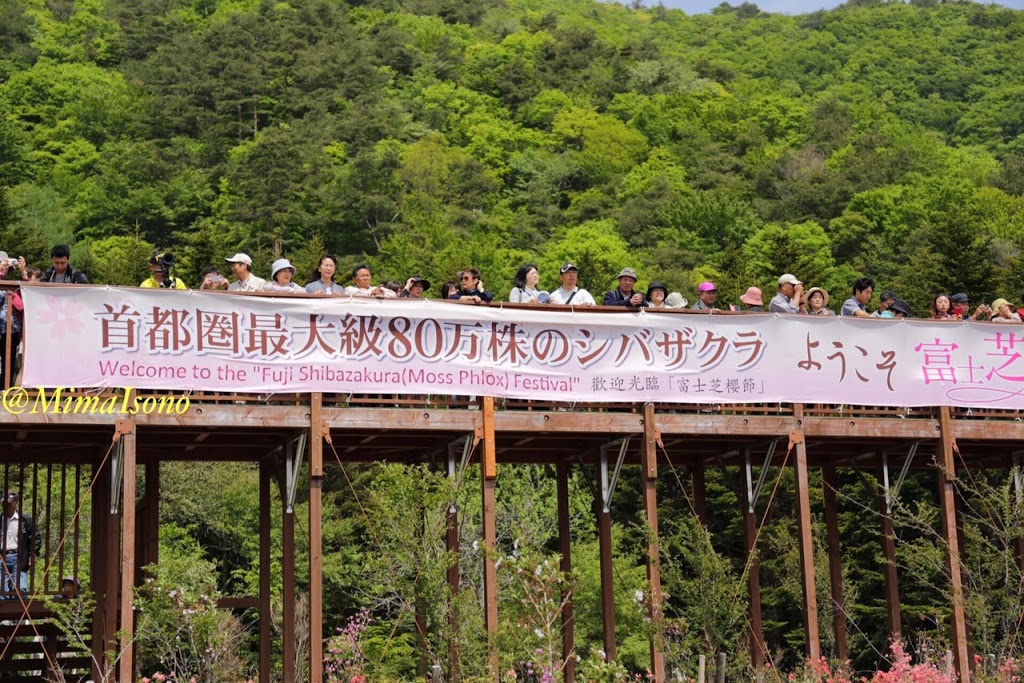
[805,287,829,307]
[739,286,763,306]
[271,258,296,279]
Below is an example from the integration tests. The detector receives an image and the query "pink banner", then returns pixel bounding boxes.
[18,286,1024,407]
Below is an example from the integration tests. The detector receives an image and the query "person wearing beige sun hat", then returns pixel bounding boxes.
[803,287,833,316]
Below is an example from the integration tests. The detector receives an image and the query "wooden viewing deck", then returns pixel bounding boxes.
[2,392,1022,682]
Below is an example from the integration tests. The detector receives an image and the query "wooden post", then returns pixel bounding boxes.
[641,404,666,682]
[481,396,499,679]
[1015,458,1024,577]
[692,460,708,526]
[598,477,616,661]
[446,497,460,682]
[821,464,848,659]
[791,407,820,660]
[281,469,296,683]
[91,452,112,682]
[938,407,969,682]
[118,420,137,683]
[309,393,324,683]
[259,459,272,683]
[557,459,575,683]
[742,449,765,668]
[877,462,901,640]
[143,461,159,563]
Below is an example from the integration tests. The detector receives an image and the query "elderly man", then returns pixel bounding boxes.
[42,245,89,284]
[548,263,596,306]
[604,267,648,308]
[2,491,41,597]
[769,274,803,314]
[225,253,267,292]
[841,278,874,317]
[344,264,397,298]
[691,281,720,311]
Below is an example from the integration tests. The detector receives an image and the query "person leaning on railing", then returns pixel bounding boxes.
[42,244,89,284]
[0,259,24,378]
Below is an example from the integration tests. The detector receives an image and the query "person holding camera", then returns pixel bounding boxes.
[199,266,229,290]
[140,252,187,289]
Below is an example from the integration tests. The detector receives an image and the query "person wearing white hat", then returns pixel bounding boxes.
[769,274,803,314]
[262,258,304,293]
[225,253,267,292]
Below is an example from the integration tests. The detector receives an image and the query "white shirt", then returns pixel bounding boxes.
[228,274,268,292]
[3,512,19,552]
[343,286,397,298]
[548,287,595,306]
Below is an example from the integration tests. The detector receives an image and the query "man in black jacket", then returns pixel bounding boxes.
[603,268,648,308]
[2,491,42,597]
[42,244,89,284]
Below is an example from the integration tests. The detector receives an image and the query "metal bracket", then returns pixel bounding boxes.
[882,442,919,515]
[745,439,779,513]
[284,431,308,514]
[1014,454,1022,507]
[788,430,804,448]
[600,437,630,513]
[320,421,332,445]
[110,437,124,515]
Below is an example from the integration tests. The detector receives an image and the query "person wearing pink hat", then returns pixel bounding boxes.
[691,281,719,311]
[739,286,764,312]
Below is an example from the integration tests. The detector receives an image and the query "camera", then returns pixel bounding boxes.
[208,273,222,283]
[5,258,16,268]
[155,253,174,269]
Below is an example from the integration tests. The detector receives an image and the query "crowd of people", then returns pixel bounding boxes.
[3,246,1024,373]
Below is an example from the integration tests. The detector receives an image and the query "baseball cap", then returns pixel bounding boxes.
[5,491,19,502]
[778,273,802,286]
[617,267,638,280]
[951,293,970,304]
[225,253,253,267]
[698,281,717,292]
[560,262,579,274]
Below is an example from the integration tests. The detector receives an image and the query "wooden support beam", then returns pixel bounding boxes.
[259,460,272,683]
[557,459,575,683]
[90,452,111,682]
[792,406,820,660]
[446,500,460,682]
[597,502,616,661]
[741,449,765,669]
[821,464,848,660]
[309,393,324,683]
[937,407,970,683]
[641,404,666,682]
[281,470,296,683]
[481,396,499,680]
[877,466,901,640]
[118,420,137,683]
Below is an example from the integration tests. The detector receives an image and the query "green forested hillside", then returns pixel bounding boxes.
[3,0,1024,309]
[4,1,1024,680]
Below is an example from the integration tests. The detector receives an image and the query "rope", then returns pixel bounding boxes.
[0,434,118,672]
